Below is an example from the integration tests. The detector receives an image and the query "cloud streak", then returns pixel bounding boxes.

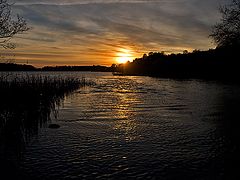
[5,0,230,66]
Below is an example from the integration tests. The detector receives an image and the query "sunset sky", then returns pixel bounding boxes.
[2,0,229,67]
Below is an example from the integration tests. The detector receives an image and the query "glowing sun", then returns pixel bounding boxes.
[116,49,133,64]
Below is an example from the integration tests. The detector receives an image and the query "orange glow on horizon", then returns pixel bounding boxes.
[116,49,135,64]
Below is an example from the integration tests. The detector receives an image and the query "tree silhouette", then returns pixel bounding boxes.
[0,0,29,49]
[210,0,240,47]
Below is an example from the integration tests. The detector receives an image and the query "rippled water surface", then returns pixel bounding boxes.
[2,72,240,179]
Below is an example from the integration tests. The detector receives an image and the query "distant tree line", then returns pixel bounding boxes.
[0,63,115,72]
[0,63,36,71]
[113,46,239,81]
[1,0,240,81]
[113,0,240,81]
[41,65,114,72]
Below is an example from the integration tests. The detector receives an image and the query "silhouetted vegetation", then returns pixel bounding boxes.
[0,74,94,138]
[0,0,29,49]
[113,46,240,81]
[0,63,115,72]
[41,65,114,72]
[0,74,94,178]
[0,63,36,71]
[113,0,240,81]
[210,0,240,47]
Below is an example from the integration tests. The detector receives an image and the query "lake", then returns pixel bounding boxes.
[1,72,240,179]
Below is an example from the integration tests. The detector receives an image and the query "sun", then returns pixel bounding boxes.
[116,49,133,64]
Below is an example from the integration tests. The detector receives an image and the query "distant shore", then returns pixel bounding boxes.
[113,45,240,82]
[1,45,240,82]
[0,63,114,72]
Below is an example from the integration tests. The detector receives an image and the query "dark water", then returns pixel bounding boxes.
[1,72,240,179]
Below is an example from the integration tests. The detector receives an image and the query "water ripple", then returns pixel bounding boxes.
[10,72,240,179]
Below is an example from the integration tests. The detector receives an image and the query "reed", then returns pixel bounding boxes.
[0,74,95,158]
[0,74,94,98]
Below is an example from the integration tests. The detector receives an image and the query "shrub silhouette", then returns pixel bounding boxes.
[0,0,29,49]
[210,0,240,47]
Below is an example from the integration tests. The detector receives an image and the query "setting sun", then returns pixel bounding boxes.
[116,49,134,64]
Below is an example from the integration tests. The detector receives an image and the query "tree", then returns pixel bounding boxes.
[210,0,240,47]
[0,0,29,49]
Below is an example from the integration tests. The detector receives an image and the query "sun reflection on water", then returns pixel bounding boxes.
[113,92,141,142]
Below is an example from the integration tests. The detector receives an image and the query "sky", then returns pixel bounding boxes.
[2,0,229,67]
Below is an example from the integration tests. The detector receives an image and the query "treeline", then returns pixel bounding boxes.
[0,64,114,72]
[113,0,240,81]
[114,45,240,81]
[0,63,36,71]
[41,65,114,72]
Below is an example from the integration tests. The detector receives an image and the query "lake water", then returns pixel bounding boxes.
[1,72,240,179]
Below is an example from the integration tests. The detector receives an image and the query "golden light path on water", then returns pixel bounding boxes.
[8,72,238,179]
[113,91,140,142]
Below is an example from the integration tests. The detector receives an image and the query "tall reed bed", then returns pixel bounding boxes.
[0,73,95,128]
[0,73,94,98]
[0,73,95,159]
